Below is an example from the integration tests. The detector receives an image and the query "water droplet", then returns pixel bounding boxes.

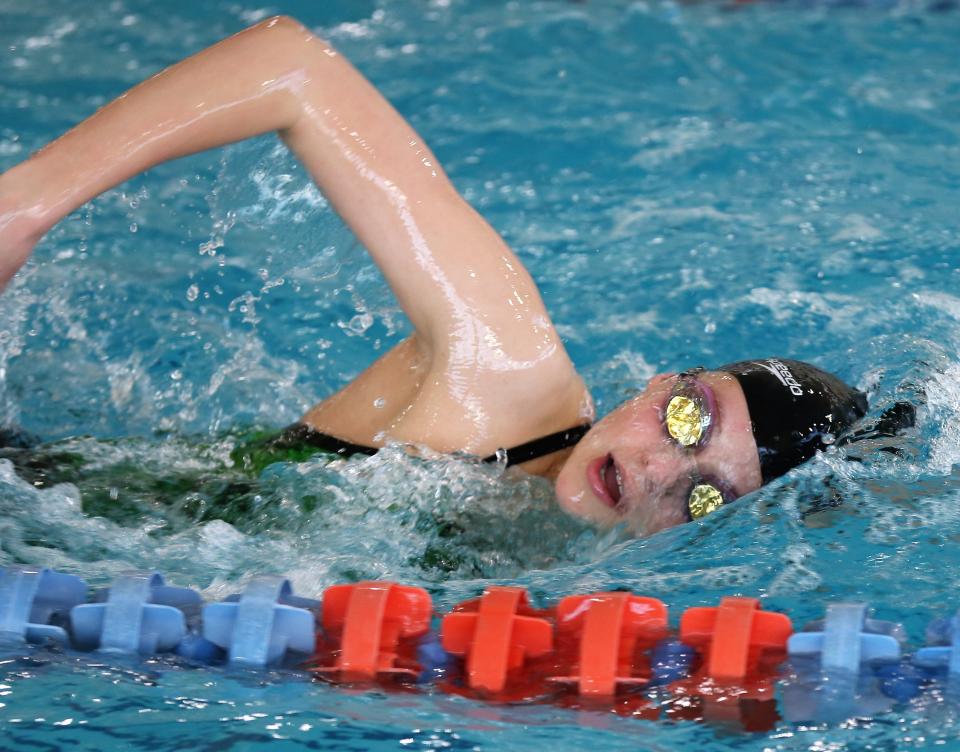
[186,284,199,302]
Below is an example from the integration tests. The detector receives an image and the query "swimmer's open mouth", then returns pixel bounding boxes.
[589,453,624,510]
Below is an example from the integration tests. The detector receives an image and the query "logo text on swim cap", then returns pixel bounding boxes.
[754,359,804,396]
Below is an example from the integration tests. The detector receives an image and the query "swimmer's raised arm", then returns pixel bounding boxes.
[0,16,561,368]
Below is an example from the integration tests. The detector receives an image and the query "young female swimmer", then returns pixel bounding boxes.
[0,17,866,535]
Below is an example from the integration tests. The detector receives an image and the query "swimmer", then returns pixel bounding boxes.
[0,17,870,535]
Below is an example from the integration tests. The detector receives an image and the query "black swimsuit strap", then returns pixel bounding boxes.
[480,424,592,466]
[273,423,380,457]
[284,422,591,466]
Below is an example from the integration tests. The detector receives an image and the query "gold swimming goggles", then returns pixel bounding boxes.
[663,368,729,521]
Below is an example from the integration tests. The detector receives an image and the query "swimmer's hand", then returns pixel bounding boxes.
[0,191,44,288]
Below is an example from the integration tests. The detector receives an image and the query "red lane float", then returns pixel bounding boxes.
[667,596,793,729]
[311,581,432,682]
[441,586,553,694]
[680,596,792,681]
[548,592,668,700]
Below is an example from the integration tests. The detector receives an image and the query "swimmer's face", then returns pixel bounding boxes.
[554,370,763,534]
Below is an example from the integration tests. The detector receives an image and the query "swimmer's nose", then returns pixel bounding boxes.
[622,444,694,506]
[620,450,694,533]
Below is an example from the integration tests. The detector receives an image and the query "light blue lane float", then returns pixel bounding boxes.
[780,603,905,721]
[913,609,960,700]
[0,567,86,645]
[71,572,202,654]
[203,576,318,667]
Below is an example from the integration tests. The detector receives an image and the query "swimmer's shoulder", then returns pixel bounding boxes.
[302,334,592,460]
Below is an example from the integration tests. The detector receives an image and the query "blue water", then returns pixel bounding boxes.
[2,0,960,748]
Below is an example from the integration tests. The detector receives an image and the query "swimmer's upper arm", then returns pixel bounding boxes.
[273,18,556,361]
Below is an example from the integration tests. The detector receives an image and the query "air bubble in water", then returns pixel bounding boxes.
[344,313,373,335]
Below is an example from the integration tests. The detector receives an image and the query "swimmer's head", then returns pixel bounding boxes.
[717,358,868,483]
[554,358,867,534]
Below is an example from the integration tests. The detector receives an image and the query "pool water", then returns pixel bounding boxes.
[2,0,960,748]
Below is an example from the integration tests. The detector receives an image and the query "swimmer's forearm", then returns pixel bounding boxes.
[2,18,301,223]
[0,17,322,281]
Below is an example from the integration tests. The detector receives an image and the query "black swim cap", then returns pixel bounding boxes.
[717,358,868,483]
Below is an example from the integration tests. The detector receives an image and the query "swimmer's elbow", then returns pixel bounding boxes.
[244,15,338,78]
[259,15,308,35]
[254,15,328,47]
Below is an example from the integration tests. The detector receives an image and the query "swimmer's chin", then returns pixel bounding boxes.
[553,485,644,532]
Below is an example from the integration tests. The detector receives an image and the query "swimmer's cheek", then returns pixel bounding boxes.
[553,484,621,528]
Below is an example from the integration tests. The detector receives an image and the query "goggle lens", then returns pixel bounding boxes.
[688,483,725,520]
[665,393,706,447]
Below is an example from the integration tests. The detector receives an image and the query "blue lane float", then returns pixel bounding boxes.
[648,640,696,687]
[204,576,318,668]
[784,602,908,722]
[914,610,960,677]
[0,567,86,645]
[788,602,904,672]
[71,572,204,655]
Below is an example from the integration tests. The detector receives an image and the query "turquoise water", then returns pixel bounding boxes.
[2,0,960,748]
